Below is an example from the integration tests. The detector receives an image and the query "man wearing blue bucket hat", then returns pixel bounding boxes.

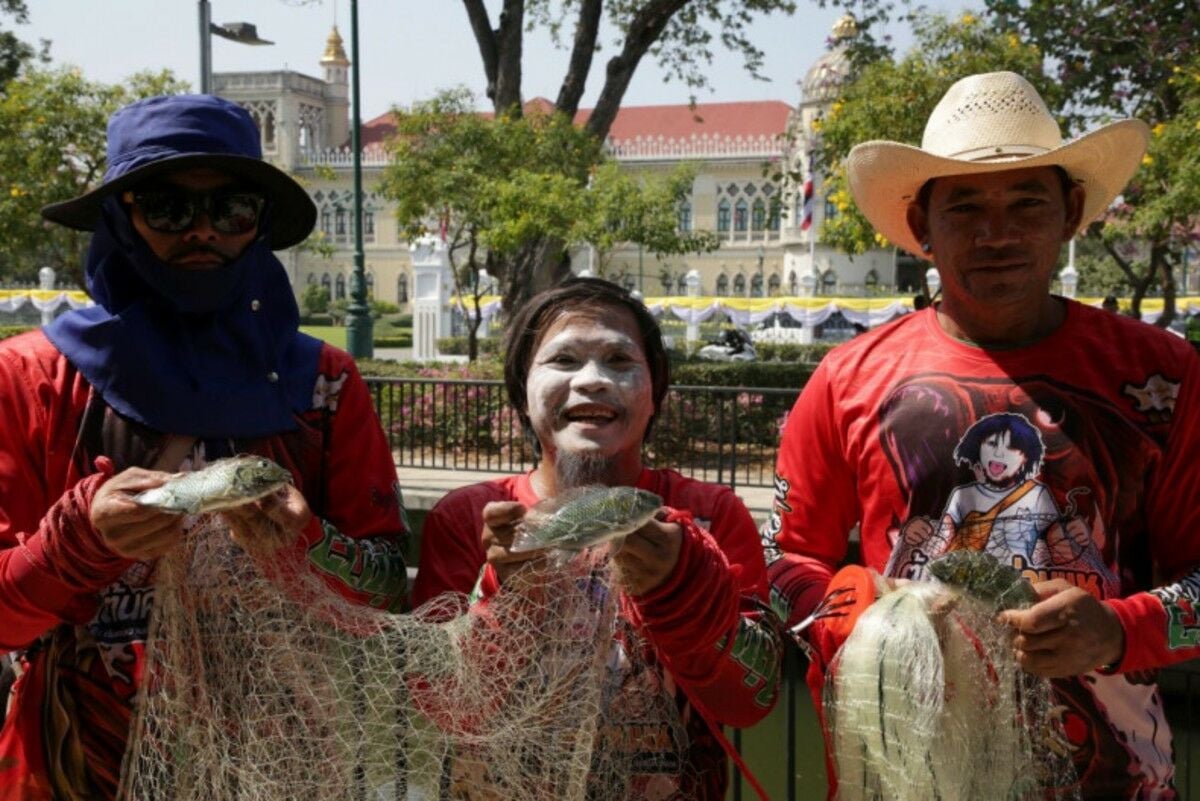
[0,95,409,800]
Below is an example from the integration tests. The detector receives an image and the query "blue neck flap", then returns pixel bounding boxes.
[44,198,322,438]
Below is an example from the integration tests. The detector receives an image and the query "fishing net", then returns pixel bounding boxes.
[119,516,694,801]
[826,579,1080,801]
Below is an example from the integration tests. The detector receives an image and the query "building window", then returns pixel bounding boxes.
[716,274,729,296]
[750,273,764,297]
[769,203,781,232]
[320,209,332,238]
[364,210,376,243]
[734,199,749,232]
[335,273,346,299]
[768,273,781,295]
[321,273,331,296]
[717,199,731,233]
[677,201,692,233]
[397,273,408,303]
[751,199,766,232]
[788,271,798,295]
[733,274,746,295]
[335,208,347,240]
[676,274,687,294]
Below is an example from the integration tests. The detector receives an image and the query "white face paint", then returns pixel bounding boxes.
[525,306,654,467]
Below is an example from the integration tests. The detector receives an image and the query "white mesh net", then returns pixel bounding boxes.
[827,580,1080,801]
[119,516,694,801]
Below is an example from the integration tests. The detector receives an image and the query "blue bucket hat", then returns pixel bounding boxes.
[41,94,316,249]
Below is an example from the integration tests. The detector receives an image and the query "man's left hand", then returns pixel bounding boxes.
[222,484,313,555]
[611,515,683,597]
[999,579,1124,678]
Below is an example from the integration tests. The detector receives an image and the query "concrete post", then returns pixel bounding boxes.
[37,266,55,326]
[410,236,451,361]
[685,269,701,351]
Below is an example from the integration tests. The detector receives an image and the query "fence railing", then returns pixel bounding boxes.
[367,377,799,489]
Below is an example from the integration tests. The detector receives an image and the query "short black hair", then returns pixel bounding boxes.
[504,277,670,452]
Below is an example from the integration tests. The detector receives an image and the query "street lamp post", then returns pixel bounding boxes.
[344,0,373,358]
[198,1,273,94]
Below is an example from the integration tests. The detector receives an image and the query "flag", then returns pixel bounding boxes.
[800,177,814,232]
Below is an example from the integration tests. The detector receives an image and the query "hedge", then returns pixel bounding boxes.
[0,325,33,341]
[435,336,502,356]
[373,334,413,348]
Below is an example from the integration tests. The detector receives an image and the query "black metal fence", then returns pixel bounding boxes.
[367,377,798,488]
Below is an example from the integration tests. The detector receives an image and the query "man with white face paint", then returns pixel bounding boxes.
[414,277,782,800]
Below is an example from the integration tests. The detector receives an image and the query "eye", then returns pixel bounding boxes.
[1016,196,1047,208]
[946,203,979,214]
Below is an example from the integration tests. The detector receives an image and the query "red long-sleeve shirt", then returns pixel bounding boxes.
[415,468,782,800]
[766,302,1200,800]
[0,331,408,801]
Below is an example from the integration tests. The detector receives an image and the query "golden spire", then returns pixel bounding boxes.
[322,25,349,65]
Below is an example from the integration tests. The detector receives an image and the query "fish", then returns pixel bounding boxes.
[927,550,1040,611]
[509,485,663,553]
[132,455,293,515]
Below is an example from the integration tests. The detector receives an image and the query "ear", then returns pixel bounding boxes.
[905,202,930,257]
[1063,184,1086,241]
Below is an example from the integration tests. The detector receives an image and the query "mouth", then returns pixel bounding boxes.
[171,249,228,267]
[562,404,620,426]
[987,461,1007,477]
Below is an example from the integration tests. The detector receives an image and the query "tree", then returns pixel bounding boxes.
[811,13,1050,257]
[0,1,45,89]
[380,89,718,361]
[301,282,331,316]
[0,67,186,285]
[957,0,1199,324]
[460,0,803,312]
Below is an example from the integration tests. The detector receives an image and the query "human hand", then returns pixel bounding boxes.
[998,579,1124,678]
[481,500,540,585]
[1046,518,1090,565]
[222,484,313,555]
[901,516,934,546]
[610,514,683,597]
[90,467,188,560]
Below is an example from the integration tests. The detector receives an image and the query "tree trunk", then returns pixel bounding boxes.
[1156,244,1178,328]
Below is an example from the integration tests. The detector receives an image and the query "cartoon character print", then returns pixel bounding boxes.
[888,412,1109,587]
[876,372,1174,799]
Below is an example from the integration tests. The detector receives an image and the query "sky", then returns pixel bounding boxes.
[18,1,965,123]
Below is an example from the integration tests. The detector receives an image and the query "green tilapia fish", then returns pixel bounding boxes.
[927,550,1040,611]
[133,455,293,515]
[509,485,663,553]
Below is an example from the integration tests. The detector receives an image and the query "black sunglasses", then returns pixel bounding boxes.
[128,187,266,235]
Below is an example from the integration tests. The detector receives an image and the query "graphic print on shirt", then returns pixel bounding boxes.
[885,410,1111,595]
[872,371,1174,798]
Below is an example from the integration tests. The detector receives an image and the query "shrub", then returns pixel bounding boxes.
[373,334,413,348]
[436,336,502,356]
[0,325,33,341]
[671,360,816,389]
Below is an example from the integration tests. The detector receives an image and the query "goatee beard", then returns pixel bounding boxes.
[555,451,618,490]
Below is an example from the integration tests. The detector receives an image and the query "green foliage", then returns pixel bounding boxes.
[577,161,720,275]
[300,282,330,316]
[370,299,401,317]
[0,66,187,284]
[670,359,817,389]
[752,340,840,363]
[812,12,1050,256]
[0,324,31,340]
[436,336,502,357]
[355,358,505,380]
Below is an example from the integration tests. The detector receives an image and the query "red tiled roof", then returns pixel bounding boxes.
[356,98,791,150]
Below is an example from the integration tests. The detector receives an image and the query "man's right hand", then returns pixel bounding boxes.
[480,500,538,585]
[90,467,187,560]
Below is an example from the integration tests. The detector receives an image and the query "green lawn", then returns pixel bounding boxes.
[301,326,347,349]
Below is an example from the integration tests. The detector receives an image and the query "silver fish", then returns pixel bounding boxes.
[133,455,293,515]
[509,486,663,553]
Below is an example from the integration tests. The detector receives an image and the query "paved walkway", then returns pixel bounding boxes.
[396,465,776,523]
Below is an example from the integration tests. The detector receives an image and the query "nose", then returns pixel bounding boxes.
[182,210,220,242]
[571,358,613,392]
[974,209,1020,248]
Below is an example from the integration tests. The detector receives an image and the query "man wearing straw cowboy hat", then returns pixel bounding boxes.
[764,71,1200,798]
[0,94,408,800]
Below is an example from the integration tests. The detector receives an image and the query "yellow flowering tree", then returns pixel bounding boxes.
[0,66,185,285]
[809,12,1048,257]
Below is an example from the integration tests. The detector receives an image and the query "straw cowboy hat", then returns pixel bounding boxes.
[42,94,316,250]
[846,71,1149,260]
